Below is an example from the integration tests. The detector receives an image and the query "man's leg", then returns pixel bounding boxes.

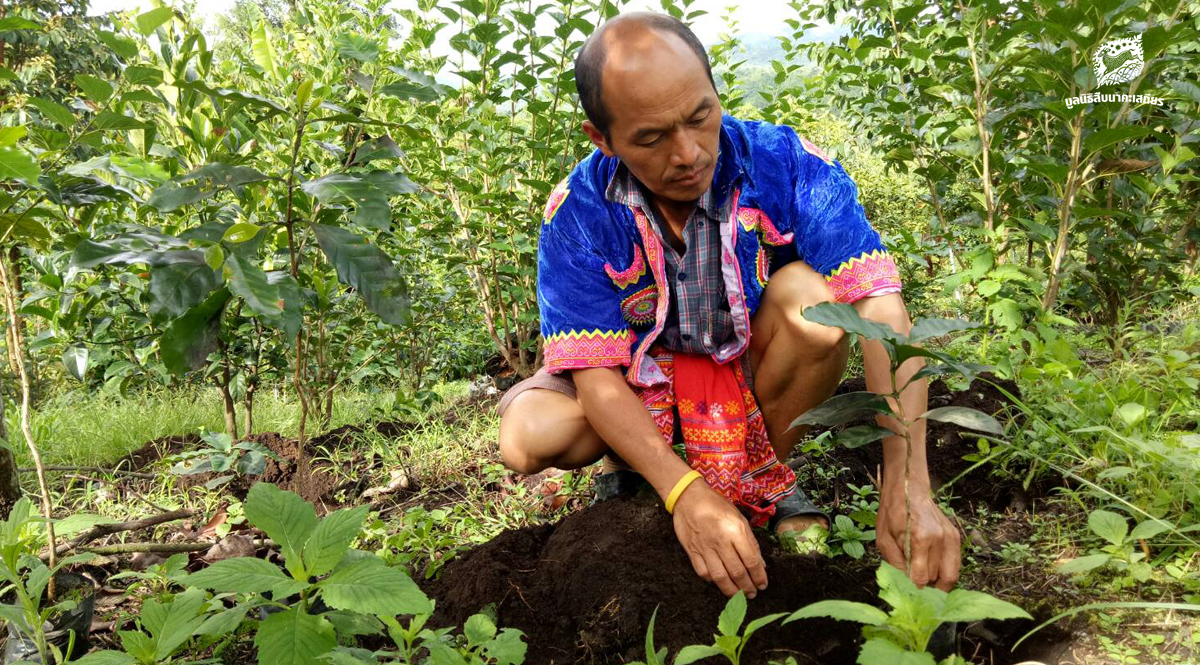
[749,260,850,535]
[498,386,631,475]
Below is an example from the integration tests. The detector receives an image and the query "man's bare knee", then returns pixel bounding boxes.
[497,388,603,474]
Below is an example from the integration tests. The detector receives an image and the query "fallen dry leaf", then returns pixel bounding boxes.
[203,534,257,563]
[362,469,411,501]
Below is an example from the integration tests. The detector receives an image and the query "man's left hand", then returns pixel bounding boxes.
[876,481,962,591]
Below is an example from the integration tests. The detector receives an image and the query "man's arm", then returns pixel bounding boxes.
[572,366,769,599]
[851,292,962,591]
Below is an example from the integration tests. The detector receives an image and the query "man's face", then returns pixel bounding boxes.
[584,32,723,203]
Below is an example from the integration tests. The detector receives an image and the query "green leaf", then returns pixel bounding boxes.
[0,126,26,148]
[148,163,270,212]
[267,271,303,340]
[907,318,979,343]
[223,222,262,243]
[1083,126,1154,156]
[252,21,279,79]
[159,287,230,376]
[28,97,75,128]
[94,111,150,131]
[1115,402,1146,427]
[351,136,405,165]
[834,424,896,448]
[673,645,723,665]
[318,555,433,616]
[857,638,936,665]
[303,505,368,577]
[98,30,139,59]
[742,612,787,642]
[245,483,318,577]
[254,607,336,665]
[1088,509,1128,546]
[1129,518,1172,541]
[334,33,379,62]
[801,301,903,341]
[790,391,892,430]
[184,557,307,597]
[148,263,221,324]
[0,146,39,184]
[225,253,283,317]
[136,6,175,34]
[75,74,114,102]
[144,587,207,660]
[312,224,410,325]
[1056,553,1111,575]
[717,590,746,636]
[464,613,497,646]
[939,589,1031,622]
[62,344,88,381]
[920,405,1005,435]
[484,628,527,665]
[70,651,136,665]
[0,16,42,31]
[300,173,394,230]
[988,298,1022,331]
[195,605,249,637]
[124,65,163,87]
[784,600,888,626]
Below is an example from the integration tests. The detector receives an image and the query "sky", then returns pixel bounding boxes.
[85,0,815,44]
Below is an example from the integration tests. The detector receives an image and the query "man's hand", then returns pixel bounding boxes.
[876,480,961,592]
[672,478,768,599]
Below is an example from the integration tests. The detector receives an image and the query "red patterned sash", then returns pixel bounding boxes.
[633,347,797,527]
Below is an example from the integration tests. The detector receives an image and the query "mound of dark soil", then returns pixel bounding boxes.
[420,490,1071,665]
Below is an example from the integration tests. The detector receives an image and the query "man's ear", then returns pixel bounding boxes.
[582,120,616,158]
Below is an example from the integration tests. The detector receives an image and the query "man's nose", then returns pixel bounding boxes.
[669,131,701,168]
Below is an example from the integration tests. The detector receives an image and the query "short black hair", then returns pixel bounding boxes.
[574,12,717,139]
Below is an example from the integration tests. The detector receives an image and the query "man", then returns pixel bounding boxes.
[497,11,961,601]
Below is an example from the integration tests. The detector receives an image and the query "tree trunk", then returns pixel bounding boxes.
[242,385,255,438]
[217,349,238,440]
[0,396,23,519]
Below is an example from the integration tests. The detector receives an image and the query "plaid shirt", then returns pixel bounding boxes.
[606,163,736,356]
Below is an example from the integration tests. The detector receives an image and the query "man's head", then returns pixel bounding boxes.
[574,12,723,203]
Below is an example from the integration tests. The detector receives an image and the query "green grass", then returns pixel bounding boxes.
[7,384,402,468]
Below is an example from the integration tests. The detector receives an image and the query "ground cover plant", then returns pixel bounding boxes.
[0,0,1197,662]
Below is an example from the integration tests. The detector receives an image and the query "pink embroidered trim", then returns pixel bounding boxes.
[543,177,570,225]
[543,329,633,371]
[621,285,658,325]
[826,249,903,303]
[800,136,834,165]
[628,209,671,386]
[604,244,646,289]
[755,247,769,288]
[736,208,793,246]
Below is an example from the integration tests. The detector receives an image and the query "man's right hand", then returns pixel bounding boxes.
[671,477,768,599]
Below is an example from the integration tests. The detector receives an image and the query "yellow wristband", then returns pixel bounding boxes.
[665,470,703,514]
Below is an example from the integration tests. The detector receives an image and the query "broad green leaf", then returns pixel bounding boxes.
[144,587,207,660]
[1129,518,1173,541]
[351,136,405,165]
[303,505,369,577]
[987,298,1022,331]
[0,16,41,30]
[70,651,136,665]
[225,253,283,317]
[0,126,25,147]
[790,391,892,430]
[673,645,723,665]
[464,613,497,646]
[907,318,979,343]
[300,173,395,229]
[184,557,307,597]
[0,147,39,184]
[75,74,114,102]
[1088,510,1128,546]
[939,589,1031,622]
[195,605,248,637]
[1056,553,1111,575]
[223,222,262,243]
[717,590,746,636]
[920,406,1004,435]
[858,638,936,665]
[98,30,138,59]
[784,600,888,626]
[245,482,318,577]
[319,555,433,615]
[312,224,411,325]
[801,301,903,341]
[976,279,1001,297]
[834,424,896,448]
[62,344,88,381]
[1083,126,1154,157]
[124,65,163,87]
[742,612,787,641]
[484,628,527,665]
[136,6,175,34]
[27,97,75,128]
[252,21,279,79]
[334,33,379,62]
[159,287,230,376]
[148,163,269,212]
[254,607,336,665]
[267,271,303,340]
[148,263,221,324]
[1115,402,1146,427]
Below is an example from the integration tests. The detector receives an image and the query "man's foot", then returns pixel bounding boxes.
[776,514,830,556]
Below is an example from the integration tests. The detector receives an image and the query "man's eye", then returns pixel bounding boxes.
[689,114,709,126]
[639,136,663,147]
